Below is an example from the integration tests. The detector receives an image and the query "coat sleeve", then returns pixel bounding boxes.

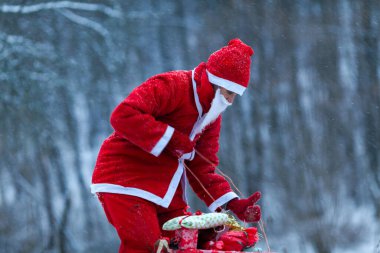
[110,76,191,157]
[185,116,239,211]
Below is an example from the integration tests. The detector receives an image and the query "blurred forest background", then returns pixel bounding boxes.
[1,0,380,252]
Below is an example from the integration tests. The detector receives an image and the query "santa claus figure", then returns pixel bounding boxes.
[91,38,261,252]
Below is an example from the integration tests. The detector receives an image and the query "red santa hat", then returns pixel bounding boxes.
[206,38,254,96]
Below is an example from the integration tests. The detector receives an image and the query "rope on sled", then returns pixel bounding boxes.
[188,148,272,253]
[183,162,216,203]
[258,219,271,253]
[194,149,243,197]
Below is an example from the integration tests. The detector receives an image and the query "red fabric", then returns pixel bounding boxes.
[202,227,259,251]
[227,191,261,222]
[218,228,258,251]
[97,190,187,252]
[165,130,195,158]
[207,38,254,89]
[175,228,199,250]
[92,63,233,205]
[194,62,214,114]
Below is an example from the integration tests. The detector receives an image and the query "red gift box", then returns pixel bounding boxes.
[175,228,199,249]
[170,228,263,253]
[173,249,264,253]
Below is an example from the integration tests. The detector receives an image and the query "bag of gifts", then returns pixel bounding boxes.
[161,211,259,252]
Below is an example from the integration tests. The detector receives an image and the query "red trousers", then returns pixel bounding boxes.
[97,189,187,253]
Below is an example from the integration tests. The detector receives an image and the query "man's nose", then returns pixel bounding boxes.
[226,94,236,103]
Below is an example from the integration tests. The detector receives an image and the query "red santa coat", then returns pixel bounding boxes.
[91,63,238,211]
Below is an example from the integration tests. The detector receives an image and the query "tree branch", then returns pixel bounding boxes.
[58,9,109,38]
[0,1,121,18]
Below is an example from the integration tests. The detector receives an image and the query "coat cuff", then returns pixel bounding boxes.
[208,192,239,212]
[151,126,174,157]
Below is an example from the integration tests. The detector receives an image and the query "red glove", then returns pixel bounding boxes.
[227,191,261,222]
[165,130,195,159]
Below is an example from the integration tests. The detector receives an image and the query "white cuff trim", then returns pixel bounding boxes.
[208,192,239,212]
[151,125,174,157]
[206,70,246,96]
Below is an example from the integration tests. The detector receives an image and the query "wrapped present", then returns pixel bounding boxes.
[163,213,230,231]
[162,212,262,253]
[180,213,230,229]
[172,249,263,253]
[162,215,188,231]
[202,227,259,251]
[175,228,198,249]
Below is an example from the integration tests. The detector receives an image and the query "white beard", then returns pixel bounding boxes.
[190,88,232,140]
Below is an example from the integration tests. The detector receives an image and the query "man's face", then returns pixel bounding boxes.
[219,87,237,104]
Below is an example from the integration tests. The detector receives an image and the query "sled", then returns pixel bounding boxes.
[166,227,265,253]
[157,213,268,253]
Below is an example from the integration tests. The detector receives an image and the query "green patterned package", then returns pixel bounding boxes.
[162,213,230,231]
[162,215,187,231]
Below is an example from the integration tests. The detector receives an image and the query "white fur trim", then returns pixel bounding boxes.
[150,125,174,157]
[192,69,203,118]
[208,192,239,212]
[206,70,246,96]
[164,162,185,206]
[180,150,195,161]
[181,170,189,202]
[91,183,165,204]
[189,69,204,141]
[91,162,185,208]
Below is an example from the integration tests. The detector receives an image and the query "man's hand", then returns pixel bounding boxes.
[227,191,261,222]
[165,130,195,159]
